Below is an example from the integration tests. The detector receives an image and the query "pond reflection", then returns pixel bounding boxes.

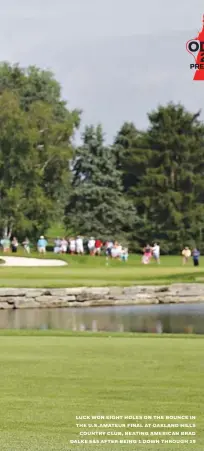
[0,303,204,334]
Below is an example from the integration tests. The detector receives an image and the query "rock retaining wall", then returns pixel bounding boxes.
[0,284,203,308]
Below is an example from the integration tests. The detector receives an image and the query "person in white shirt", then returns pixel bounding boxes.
[76,236,84,254]
[69,238,76,254]
[61,238,68,253]
[106,241,113,257]
[117,244,122,258]
[88,237,95,255]
[54,238,61,253]
[22,237,30,254]
[152,243,160,264]
[111,242,121,259]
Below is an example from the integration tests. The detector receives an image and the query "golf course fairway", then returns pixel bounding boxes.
[0,332,203,451]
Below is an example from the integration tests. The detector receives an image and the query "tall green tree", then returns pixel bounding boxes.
[65,125,135,241]
[0,63,81,239]
[114,122,151,249]
[0,62,80,123]
[138,103,204,252]
[114,105,204,252]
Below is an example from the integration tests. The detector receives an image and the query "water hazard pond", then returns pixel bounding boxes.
[0,303,204,334]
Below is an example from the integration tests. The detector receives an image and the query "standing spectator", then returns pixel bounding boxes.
[37,236,48,254]
[105,240,113,257]
[1,237,10,252]
[192,248,200,266]
[142,244,152,264]
[11,237,18,253]
[88,237,95,255]
[95,238,102,255]
[117,242,122,259]
[152,243,160,264]
[69,237,76,254]
[61,237,68,254]
[54,237,61,253]
[22,237,30,254]
[182,247,191,264]
[76,236,84,255]
[121,247,128,262]
[111,242,120,259]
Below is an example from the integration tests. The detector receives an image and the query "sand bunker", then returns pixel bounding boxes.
[1,256,67,267]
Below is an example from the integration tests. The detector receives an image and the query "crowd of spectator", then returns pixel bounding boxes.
[0,235,201,266]
[182,246,200,266]
[0,236,31,253]
[53,237,129,260]
[0,235,129,260]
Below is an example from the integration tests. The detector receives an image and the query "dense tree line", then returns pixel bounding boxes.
[1,62,204,253]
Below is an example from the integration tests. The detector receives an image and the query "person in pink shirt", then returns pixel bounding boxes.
[142,244,152,264]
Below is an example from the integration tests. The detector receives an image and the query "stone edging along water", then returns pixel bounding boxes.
[0,284,204,309]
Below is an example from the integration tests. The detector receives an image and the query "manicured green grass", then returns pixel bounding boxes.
[0,330,203,338]
[0,253,204,287]
[0,333,202,451]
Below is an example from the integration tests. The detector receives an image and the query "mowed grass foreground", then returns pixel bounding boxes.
[0,253,204,287]
[0,332,203,451]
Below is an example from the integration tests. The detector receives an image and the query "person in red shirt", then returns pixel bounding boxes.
[95,239,102,255]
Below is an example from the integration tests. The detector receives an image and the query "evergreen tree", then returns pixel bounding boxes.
[138,103,204,252]
[114,122,149,194]
[114,105,204,252]
[114,122,151,249]
[65,125,135,241]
